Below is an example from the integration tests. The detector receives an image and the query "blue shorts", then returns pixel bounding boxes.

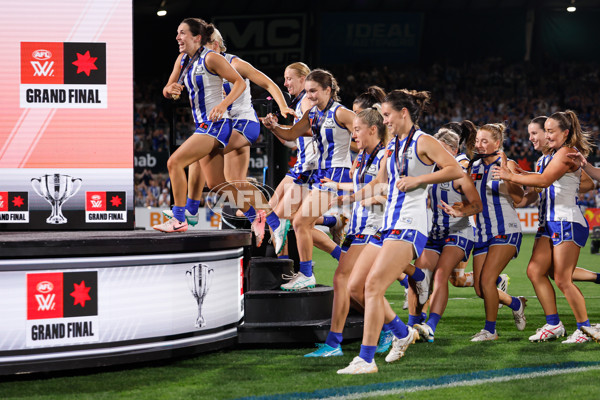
[547,221,588,247]
[473,232,522,259]
[232,118,260,145]
[341,232,373,253]
[312,167,351,195]
[194,119,233,148]
[535,224,551,240]
[286,169,319,188]
[424,235,474,262]
[369,229,428,258]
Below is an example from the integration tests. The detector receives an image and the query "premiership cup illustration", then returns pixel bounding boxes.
[31,174,82,224]
[186,264,214,328]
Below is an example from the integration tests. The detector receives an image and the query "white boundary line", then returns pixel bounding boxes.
[314,365,600,400]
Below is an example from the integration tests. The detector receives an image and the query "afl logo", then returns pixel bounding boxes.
[32,49,52,60]
[36,281,54,293]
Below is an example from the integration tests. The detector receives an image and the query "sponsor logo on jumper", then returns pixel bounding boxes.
[20,41,107,108]
[0,191,29,223]
[85,191,127,222]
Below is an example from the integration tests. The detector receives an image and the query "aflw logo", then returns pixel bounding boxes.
[35,293,56,311]
[27,271,98,320]
[31,61,54,77]
[90,194,103,208]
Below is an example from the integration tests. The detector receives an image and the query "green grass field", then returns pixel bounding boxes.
[2,234,600,399]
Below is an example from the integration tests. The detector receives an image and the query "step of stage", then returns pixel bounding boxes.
[239,284,364,344]
[238,314,364,344]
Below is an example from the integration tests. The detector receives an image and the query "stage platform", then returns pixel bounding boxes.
[0,229,364,375]
[0,229,250,259]
[0,229,250,375]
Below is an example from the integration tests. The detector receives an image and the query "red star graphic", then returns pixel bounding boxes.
[70,280,92,307]
[12,195,24,208]
[72,51,98,76]
[110,195,122,208]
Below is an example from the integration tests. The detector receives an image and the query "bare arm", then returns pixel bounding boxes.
[261,111,312,141]
[395,135,463,192]
[493,148,575,189]
[504,159,525,205]
[335,106,356,132]
[580,170,595,194]
[439,172,483,218]
[232,57,295,118]
[205,52,246,121]
[361,194,387,208]
[163,53,185,99]
[514,189,540,208]
[334,156,389,206]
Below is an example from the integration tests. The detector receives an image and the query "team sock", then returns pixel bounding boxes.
[546,314,560,326]
[595,273,600,284]
[577,319,591,330]
[426,313,441,332]
[484,320,496,334]
[242,206,257,224]
[508,296,521,311]
[496,276,502,286]
[172,206,186,223]
[407,313,426,326]
[299,260,313,277]
[330,246,341,261]
[185,198,201,216]
[382,322,392,332]
[407,314,420,327]
[411,267,425,282]
[325,331,343,348]
[399,275,409,289]
[265,211,281,230]
[278,255,289,260]
[388,315,409,339]
[322,215,337,227]
[359,345,377,364]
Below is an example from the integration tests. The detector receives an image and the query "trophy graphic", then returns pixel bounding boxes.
[186,264,214,328]
[31,174,82,224]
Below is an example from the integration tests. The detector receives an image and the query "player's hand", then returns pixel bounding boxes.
[209,103,227,121]
[279,107,297,119]
[492,152,512,181]
[165,83,184,99]
[395,175,420,192]
[260,113,279,130]
[566,150,587,168]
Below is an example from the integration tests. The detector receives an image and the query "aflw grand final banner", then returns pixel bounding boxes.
[0,0,133,230]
